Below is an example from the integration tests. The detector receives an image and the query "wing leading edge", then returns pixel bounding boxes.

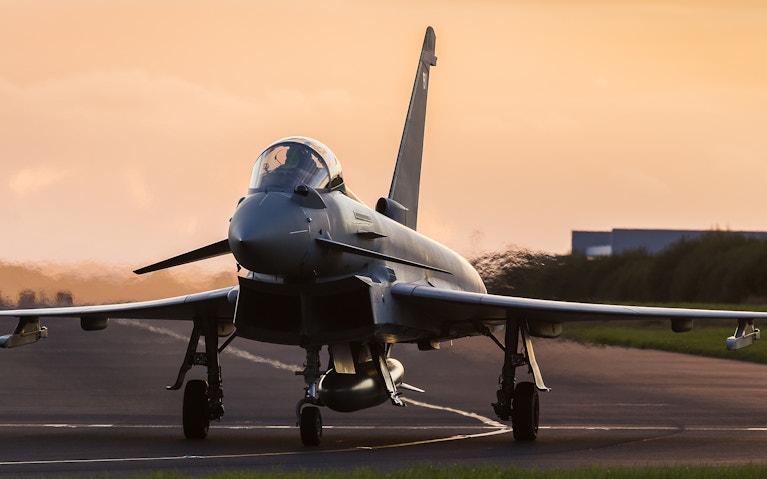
[0,286,237,321]
[0,286,236,348]
[391,283,767,326]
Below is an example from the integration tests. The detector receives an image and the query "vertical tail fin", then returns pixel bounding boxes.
[387,27,437,230]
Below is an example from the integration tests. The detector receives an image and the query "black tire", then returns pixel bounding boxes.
[511,382,539,441]
[183,380,210,439]
[299,406,322,446]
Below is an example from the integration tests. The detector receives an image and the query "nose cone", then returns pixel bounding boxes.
[229,193,311,276]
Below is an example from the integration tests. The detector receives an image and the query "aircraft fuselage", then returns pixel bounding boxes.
[228,184,486,346]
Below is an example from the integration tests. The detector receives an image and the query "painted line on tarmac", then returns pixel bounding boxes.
[120,320,299,372]
[0,423,495,430]
[401,397,506,428]
[3,424,764,467]
[120,319,506,429]
[0,428,511,467]
[118,321,767,438]
[2,423,764,433]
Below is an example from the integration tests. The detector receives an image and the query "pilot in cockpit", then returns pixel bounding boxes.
[258,144,320,190]
[249,138,339,193]
[284,145,317,174]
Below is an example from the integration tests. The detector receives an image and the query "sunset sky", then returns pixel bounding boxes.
[1,1,766,273]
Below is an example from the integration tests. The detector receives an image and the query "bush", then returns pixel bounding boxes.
[472,233,767,305]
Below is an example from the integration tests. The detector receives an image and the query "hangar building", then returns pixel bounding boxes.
[571,229,767,257]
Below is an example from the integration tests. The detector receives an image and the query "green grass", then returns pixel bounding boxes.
[127,464,767,478]
[558,303,767,363]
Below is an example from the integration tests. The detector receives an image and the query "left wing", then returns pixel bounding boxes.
[391,283,765,347]
[0,286,237,348]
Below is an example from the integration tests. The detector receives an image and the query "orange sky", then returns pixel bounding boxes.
[1,1,766,273]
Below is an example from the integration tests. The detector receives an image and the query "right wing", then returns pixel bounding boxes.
[0,286,237,321]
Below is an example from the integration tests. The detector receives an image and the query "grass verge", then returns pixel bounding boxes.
[130,464,767,478]
[558,303,767,364]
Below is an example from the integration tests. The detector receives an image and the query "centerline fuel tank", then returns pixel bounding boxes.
[318,358,404,412]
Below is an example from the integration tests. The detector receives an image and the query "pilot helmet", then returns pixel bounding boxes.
[285,145,311,167]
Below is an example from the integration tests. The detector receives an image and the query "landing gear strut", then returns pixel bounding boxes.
[169,317,231,439]
[296,345,323,446]
[371,342,406,407]
[485,318,548,441]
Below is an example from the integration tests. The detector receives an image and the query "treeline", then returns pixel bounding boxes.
[0,260,236,306]
[472,232,767,304]
[0,289,74,310]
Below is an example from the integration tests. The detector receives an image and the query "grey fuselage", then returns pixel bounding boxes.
[228,185,486,347]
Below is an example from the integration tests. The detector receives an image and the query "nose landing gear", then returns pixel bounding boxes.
[299,404,322,446]
[296,344,324,446]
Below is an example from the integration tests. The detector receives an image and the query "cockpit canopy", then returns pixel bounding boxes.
[249,137,344,193]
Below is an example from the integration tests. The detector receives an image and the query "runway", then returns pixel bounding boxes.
[2,317,767,477]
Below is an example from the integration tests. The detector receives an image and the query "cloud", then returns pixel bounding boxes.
[0,70,373,264]
[174,216,201,235]
[120,168,154,208]
[7,166,70,196]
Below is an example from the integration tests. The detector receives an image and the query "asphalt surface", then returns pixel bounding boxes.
[2,316,767,477]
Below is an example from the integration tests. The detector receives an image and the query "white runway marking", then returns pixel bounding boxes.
[0,423,494,430]
[401,397,506,428]
[0,320,504,466]
[0,424,511,467]
[2,423,764,467]
[121,320,299,372]
[2,433,514,467]
[1,422,763,433]
[122,320,506,428]
[4,320,727,469]
[120,319,503,428]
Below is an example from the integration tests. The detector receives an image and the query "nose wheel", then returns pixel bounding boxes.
[299,405,322,446]
[296,345,324,446]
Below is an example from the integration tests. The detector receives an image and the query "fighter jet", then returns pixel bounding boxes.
[1,27,764,446]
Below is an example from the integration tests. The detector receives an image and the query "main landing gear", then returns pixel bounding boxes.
[168,317,235,439]
[182,379,210,439]
[483,318,549,441]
